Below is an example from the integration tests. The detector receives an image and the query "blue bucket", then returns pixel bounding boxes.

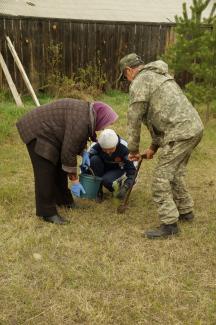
[79,173,102,199]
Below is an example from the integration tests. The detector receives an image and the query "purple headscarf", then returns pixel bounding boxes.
[93,102,118,131]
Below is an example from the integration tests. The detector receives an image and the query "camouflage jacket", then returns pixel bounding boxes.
[127,60,204,152]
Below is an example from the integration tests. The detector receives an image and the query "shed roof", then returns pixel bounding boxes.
[0,0,215,23]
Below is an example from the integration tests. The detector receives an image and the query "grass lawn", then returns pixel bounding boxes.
[0,91,216,324]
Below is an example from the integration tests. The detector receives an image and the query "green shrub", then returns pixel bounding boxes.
[46,43,108,100]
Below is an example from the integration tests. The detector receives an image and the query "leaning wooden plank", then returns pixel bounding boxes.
[6,36,40,107]
[0,52,24,107]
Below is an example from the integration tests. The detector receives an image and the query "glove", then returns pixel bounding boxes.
[71,183,86,197]
[81,150,90,170]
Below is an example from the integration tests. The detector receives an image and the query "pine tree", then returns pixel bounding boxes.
[185,18,216,121]
[163,0,216,121]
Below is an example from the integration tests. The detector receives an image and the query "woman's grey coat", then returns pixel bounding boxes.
[16,98,95,173]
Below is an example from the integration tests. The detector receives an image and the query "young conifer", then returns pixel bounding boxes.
[163,0,216,121]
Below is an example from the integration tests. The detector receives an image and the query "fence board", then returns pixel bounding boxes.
[0,16,178,91]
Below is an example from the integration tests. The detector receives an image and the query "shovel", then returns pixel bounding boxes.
[117,153,147,214]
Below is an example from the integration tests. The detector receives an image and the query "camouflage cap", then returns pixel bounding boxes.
[118,53,144,82]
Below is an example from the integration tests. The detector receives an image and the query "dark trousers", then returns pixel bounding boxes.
[90,155,124,191]
[27,140,73,217]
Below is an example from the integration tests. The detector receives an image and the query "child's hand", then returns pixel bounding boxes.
[128,152,141,161]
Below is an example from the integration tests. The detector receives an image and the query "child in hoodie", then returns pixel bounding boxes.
[88,129,136,201]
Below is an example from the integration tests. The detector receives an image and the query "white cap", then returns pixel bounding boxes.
[98,129,118,149]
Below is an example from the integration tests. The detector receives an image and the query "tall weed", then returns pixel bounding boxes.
[46,43,108,100]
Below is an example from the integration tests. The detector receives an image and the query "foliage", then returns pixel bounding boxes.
[0,103,26,143]
[46,42,108,100]
[185,18,216,121]
[163,0,216,121]
[47,42,63,79]
[0,89,14,103]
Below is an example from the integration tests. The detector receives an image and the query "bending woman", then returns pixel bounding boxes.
[16,99,118,224]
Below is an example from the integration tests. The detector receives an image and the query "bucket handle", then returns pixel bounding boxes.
[86,167,101,185]
[88,167,96,177]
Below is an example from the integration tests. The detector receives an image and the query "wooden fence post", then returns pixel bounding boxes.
[6,36,40,107]
[0,52,24,107]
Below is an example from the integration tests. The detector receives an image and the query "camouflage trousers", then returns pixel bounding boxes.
[152,132,203,225]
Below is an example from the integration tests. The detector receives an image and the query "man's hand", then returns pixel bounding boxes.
[144,147,155,159]
[129,148,155,161]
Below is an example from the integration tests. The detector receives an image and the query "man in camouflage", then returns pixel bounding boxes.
[118,53,204,239]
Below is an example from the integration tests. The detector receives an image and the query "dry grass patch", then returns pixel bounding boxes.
[0,92,216,324]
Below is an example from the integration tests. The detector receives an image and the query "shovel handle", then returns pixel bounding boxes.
[118,153,147,213]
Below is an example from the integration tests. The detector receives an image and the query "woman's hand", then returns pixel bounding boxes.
[68,173,78,181]
[71,182,86,197]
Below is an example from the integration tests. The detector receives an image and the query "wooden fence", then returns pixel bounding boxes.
[0,16,176,93]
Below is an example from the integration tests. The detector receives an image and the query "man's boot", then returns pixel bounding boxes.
[145,222,179,239]
[179,211,194,221]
